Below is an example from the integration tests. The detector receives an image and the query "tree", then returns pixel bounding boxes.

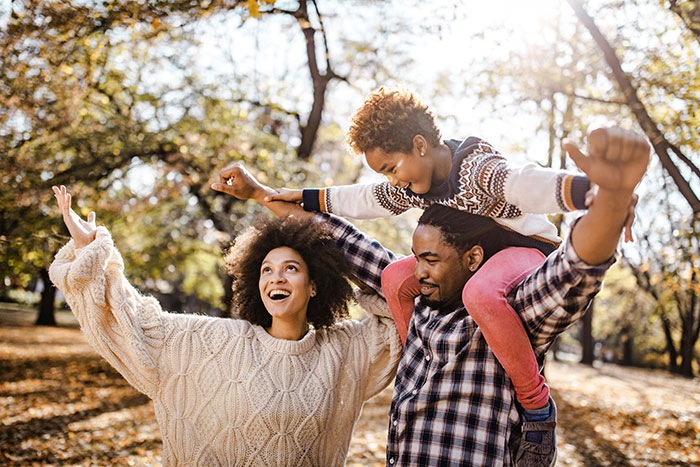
[622,173,700,377]
[566,0,700,214]
[1,0,428,323]
[670,0,700,42]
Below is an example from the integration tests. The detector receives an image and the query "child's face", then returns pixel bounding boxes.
[365,147,434,194]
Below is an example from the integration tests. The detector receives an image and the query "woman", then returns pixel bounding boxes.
[49,185,401,467]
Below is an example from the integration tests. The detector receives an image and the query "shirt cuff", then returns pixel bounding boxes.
[557,174,591,211]
[302,188,330,213]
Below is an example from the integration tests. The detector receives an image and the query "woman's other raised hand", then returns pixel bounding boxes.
[52,185,97,249]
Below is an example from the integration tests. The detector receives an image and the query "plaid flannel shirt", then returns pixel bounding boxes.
[317,213,615,467]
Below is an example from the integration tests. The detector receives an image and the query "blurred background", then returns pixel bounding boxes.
[0,0,699,464]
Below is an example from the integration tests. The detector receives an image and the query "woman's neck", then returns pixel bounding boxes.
[430,142,453,187]
[267,318,309,341]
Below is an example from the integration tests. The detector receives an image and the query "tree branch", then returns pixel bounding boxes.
[567,0,700,214]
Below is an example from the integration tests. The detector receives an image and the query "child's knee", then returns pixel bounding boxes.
[381,257,416,295]
[462,276,502,311]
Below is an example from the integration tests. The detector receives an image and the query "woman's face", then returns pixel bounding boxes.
[258,246,316,324]
[365,146,434,194]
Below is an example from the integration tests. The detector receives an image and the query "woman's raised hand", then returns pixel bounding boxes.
[52,186,97,249]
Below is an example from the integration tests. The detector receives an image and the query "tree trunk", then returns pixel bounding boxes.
[567,0,700,214]
[290,0,343,160]
[580,301,595,365]
[621,327,633,366]
[35,268,57,326]
[679,335,695,377]
[660,313,680,373]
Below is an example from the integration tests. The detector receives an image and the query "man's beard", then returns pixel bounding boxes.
[419,294,444,309]
[419,293,462,312]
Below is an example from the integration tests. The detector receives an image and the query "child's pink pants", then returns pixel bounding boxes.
[381,247,549,410]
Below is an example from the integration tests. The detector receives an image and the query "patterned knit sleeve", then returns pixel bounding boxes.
[507,226,615,349]
[302,182,420,218]
[457,140,590,217]
[49,227,169,399]
[353,292,403,401]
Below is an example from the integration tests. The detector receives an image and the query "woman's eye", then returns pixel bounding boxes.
[286,265,297,271]
[262,267,271,274]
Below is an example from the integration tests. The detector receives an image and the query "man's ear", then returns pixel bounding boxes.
[412,135,428,156]
[461,245,484,273]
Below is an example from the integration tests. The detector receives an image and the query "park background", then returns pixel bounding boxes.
[1,0,699,465]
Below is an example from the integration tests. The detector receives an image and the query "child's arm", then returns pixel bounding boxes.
[454,138,591,217]
[266,182,419,219]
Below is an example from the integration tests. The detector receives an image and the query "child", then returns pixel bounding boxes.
[266,86,625,465]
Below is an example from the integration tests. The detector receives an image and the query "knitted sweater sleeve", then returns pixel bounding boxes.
[457,144,590,217]
[48,227,167,399]
[301,182,420,218]
[353,292,403,401]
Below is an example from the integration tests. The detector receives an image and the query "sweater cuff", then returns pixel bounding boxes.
[557,174,591,211]
[302,188,329,213]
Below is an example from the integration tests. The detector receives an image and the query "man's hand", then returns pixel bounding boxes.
[211,163,313,220]
[564,126,650,197]
[211,164,274,202]
[52,185,97,249]
[564,126,650,265]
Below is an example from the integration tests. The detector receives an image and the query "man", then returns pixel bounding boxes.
[212,126,650,466]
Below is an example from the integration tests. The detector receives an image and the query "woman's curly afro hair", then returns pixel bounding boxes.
[225,215,355,329]
[346,86,442,155]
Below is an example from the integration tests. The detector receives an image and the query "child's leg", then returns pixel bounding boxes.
[462,247,549,410]
[381,256,420,345]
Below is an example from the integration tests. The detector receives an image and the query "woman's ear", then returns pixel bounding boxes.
[462,245,484,273]
[310,281,317,298]
[412,135,428,156]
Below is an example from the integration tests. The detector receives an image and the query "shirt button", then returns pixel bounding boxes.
[393,420,398,426]
[389,458,395,465]
[412,389,418,395]
[425,354,431,361]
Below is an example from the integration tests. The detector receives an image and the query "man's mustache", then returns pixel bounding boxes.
[419,280,438,288]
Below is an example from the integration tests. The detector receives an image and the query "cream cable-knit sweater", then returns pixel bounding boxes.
[49,227,402,467]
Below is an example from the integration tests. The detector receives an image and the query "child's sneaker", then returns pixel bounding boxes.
[515,397,557,467]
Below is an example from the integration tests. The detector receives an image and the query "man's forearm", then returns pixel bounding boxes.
[570,188,632,265]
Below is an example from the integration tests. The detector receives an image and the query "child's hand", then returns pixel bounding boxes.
[622,194,638,243]
[52,185,97,249]
[263,188,303,204]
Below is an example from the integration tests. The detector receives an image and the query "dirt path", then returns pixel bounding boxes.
[1,311,698,466]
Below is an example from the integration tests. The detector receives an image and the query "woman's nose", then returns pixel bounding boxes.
[271,272,286,283]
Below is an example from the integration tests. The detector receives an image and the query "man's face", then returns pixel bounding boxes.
[412,224,476,310]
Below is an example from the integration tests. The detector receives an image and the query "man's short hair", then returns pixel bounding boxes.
[417,205,556,261]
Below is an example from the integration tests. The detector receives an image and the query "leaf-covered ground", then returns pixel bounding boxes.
[1,309,699,466]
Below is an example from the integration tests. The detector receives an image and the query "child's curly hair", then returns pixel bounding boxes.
[346,86,442,155]
[225,215,354,329]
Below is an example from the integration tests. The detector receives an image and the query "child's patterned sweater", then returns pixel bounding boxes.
[302,137,590,244]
